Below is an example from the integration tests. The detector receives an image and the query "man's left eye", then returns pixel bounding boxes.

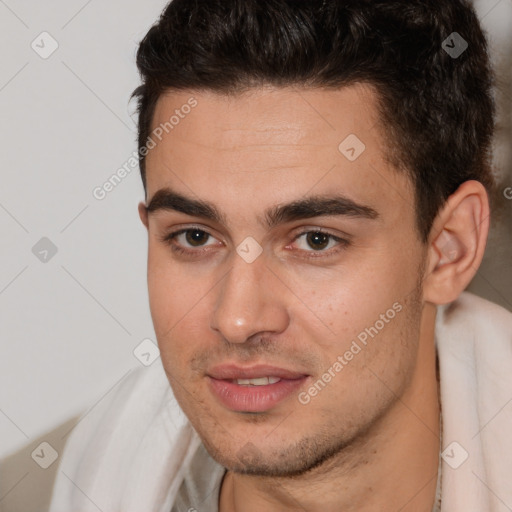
[292,230,348,253]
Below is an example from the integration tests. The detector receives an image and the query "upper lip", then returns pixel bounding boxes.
[207,364,308,380]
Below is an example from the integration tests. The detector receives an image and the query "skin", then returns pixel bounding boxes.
[138,84,490,512]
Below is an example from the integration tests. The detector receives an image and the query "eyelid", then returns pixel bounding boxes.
[287,227,351,255]
[290,225,352,242]
[159,225,222,246]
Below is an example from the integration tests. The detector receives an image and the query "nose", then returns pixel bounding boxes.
[210,252,290,344]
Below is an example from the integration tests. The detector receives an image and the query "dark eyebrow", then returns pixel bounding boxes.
[146,188,226,224]
[263,195,378,228]
[146,187,379,227]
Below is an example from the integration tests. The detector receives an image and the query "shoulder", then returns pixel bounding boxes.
[48,360,191,511]
[436,291,512,341]
[61,359,187,459]
[435,291,512,382]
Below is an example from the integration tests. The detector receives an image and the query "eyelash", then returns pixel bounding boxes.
[158,226,350,259]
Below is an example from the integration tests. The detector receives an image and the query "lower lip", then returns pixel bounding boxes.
[207,376,308,412]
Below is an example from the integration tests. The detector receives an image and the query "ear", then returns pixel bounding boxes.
[423,180,490,305]
[138,201,149,230]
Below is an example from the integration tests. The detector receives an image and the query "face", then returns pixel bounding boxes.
[140,85,428,477]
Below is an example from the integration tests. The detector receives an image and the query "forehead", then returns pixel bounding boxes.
[145,85,414,228]
[149,84,377,152]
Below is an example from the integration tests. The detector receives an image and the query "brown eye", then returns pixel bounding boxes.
[289,229,350,259]
[305,232,331,251]
[293,230,344,253]
[160,227,219,255]
[185,229,210,247]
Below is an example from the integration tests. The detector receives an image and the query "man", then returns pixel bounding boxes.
[49,0,512,511]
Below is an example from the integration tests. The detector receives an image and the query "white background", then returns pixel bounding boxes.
[0,0,511,509]
[0,0,166,460]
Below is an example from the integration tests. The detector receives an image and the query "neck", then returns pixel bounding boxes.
[219,303,441,512]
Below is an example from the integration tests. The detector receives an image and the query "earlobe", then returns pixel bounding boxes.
[423,181,490,305]
[138,201,149,229]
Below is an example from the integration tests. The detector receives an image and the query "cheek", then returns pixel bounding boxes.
[307,296,421,432]
[146,245,214,366]
[282,258,412,338]
[147,244,199,327]
[281,249,422,386]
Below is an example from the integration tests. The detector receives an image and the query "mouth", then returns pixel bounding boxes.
[230,376,282,386]
[207,364,309,413]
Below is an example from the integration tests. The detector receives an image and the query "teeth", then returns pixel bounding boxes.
[235,377,281,386]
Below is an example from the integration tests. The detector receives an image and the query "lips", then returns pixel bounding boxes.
[207,364,309,412]
[208,364,307,381]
